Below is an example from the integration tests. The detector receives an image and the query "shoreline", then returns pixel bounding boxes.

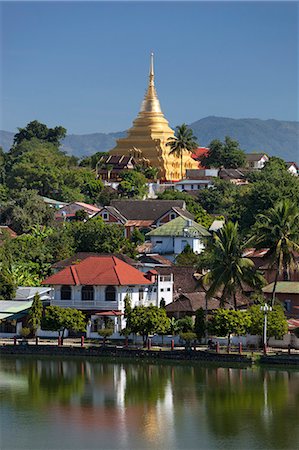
[1,342,299,368]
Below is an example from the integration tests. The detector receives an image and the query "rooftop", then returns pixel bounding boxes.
[146,216,210,238]
[245,153,268,161]
[109,199,186,221]
[263,281,299,295]
[43,255,152,286]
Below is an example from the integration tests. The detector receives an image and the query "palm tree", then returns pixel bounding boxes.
[166,124,198,179]
[249,200,299,306]
[200,221,265,310]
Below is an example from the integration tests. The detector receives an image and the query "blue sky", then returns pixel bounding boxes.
[1,1,298,134]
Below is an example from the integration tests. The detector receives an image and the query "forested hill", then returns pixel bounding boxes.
[1,116,298,162]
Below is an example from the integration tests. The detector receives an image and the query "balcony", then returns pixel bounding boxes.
[52,299,119,310]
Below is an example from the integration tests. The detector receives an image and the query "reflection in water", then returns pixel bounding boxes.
[0,357,299,450]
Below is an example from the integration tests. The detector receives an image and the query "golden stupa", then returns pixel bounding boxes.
[109,53,198,180]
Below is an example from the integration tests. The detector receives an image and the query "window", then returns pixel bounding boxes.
[170,213,176,220]
[160,288,164,292]
[156,240,162,244]
[105,286,116,302]
[61,285,71,300]
[191,184,194,190]
[284,299,292,312]
[102,212,109,221]
[81,286,94,301]
[167,288,171,292]
[139,288,144,302]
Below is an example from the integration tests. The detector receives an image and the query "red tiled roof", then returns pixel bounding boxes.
[191,147,209,168]
[42,256,152,286]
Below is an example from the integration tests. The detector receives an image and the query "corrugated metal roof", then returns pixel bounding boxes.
[146,216,210,238]
[0,300,33,315]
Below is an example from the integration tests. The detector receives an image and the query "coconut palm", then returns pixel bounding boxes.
[200,221,265,310]
[166,124,198,179]
[249,200,299,306]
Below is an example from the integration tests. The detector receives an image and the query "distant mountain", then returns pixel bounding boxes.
[189,117,299,163]
[1,116,298,162]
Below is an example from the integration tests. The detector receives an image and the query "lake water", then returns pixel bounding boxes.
[0,356,298,450]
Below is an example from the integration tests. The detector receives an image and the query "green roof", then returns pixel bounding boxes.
[263,282,299,295]
[146,216,211,238]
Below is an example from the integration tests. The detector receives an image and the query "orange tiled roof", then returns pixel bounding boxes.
[42,255,152,286]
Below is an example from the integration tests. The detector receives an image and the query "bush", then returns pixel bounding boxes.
[20,327,31,339]
[98,328,114,346]
[180,332,197,349]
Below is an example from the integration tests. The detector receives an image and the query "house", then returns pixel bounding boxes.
[146,217,210,261]
[41,196,67,209]
[96,154,136,182]
[242,248,299,284]
[0,286,52,337]
[55,202,101,221]
[42,255,173,337]
[219,168,248,185]
[245,153,269,170]
[95,199,194,238]
[263,282,299,318]
[286,162,298,176]
[165,292,220,319]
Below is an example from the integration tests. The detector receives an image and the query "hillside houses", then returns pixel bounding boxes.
[95,199,194,238]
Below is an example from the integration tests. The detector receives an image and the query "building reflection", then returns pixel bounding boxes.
[1,357,299,449]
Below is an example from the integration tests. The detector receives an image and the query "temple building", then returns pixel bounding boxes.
[109,54,198,181]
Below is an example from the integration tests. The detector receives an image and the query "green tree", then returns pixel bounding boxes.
[130,227,145,245]
[248,304,288,341]
[166,123,198,179]
[80,152,109,169]
[118,171,148,199]
[176,315,194,333]
[74,209,89,222]
[97,186,119,206]
[200,136,246,169]
[28,293,43,336]
[41,306,86,338]
[129,305,170,345]
[68,218,135,256]
[194,308,206,340]
[175,244,200,267]
[249,200,299,306]
[239,157,299,230]
[12,120,66,148]
[0,266,17,299]
[200,221,265,309]
[208,309,251,346]
[0,190,54,234]
[123,294,132,333]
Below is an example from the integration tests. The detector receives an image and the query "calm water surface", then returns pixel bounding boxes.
[0,356,298,450]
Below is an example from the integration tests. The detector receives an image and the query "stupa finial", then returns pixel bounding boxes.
[149,52,154,86]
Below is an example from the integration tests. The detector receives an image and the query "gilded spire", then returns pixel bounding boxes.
[140,52,162,114]
[149,51,154,86]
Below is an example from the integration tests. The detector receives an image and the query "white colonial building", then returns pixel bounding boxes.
[43,255,173,338]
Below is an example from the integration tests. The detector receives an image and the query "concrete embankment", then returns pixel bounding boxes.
[0,344,252,365]
[259,354,299,366]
